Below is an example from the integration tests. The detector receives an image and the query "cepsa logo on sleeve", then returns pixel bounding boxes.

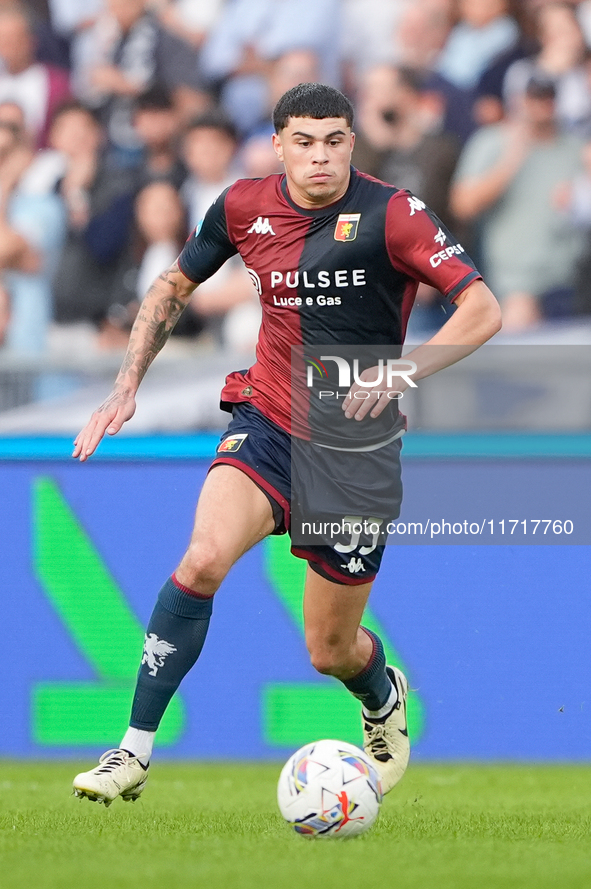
[429,244,466,267]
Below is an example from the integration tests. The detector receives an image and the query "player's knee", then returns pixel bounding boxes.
[308,638,352,677]
[178,545,229,595]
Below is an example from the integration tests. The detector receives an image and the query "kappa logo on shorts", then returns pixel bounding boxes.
[217,433,248,453]
[341,556,366,574]
[334,213,360,242]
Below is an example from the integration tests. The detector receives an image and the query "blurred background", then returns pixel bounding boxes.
[1,0,591,764]
[0,0,590,428]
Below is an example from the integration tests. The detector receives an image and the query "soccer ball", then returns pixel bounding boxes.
[277,739,383,838]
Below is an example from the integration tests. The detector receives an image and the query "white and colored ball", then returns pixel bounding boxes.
[277,739,383,838]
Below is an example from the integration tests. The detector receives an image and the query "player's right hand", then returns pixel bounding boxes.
[72,389,136,461]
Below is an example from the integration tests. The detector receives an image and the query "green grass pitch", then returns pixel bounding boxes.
[1,762,591,889]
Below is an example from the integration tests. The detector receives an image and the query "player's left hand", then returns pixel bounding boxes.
[342,366,406,421]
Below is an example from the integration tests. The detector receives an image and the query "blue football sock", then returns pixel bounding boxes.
[129,575,213,731]
[341,628,392,712]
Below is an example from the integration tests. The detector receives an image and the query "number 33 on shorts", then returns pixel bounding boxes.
[334,516,385,575]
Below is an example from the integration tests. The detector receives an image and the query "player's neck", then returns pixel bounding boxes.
[285,174,351,211]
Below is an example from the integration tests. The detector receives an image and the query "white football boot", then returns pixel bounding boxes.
[73,749,149,807]
[362,666,410,794]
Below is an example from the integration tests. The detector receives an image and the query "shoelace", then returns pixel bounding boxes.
[365,724,390,758]
[95,749,139,774]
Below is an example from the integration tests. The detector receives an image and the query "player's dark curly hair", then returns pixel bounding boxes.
[273,83,354,132]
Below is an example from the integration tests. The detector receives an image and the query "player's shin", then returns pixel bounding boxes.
[341,628,397,715]
[125,574,214,757]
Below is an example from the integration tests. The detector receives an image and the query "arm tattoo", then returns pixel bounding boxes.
[114,260,195,389]
[158,264,181,287]
[97,387,133,414]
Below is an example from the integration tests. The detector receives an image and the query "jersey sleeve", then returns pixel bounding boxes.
[177,186,238,284]
[385,190,482,302]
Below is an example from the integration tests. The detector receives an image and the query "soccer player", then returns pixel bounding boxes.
[72,83,501,806]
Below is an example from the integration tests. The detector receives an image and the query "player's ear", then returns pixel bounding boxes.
[272,133,284,163]
[350,131,355,153]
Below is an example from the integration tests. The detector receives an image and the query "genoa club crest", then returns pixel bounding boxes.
[334,213,361,242]
[217,433,248,453]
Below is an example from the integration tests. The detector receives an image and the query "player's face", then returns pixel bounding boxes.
[273,117,355,209]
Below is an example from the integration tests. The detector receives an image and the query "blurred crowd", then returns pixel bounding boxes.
[2,0,591,360]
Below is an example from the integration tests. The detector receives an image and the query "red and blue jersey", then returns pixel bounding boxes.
[177,168,481,441]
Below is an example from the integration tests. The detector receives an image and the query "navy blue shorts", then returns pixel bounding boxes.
[211,403,403,586]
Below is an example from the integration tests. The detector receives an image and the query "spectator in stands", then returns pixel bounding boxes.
[245,48,322,141]
[48,101,136,345]
[20,0,71,69]
[436,0,520,91]
[393,0,453,70]
[76,0,206,164]
[354,65,461,225]
[341,0,405,91]
[151,7,211,120]
[266,49,321,125]
[354,65,406,172]
[131,85,185,189]
[240,132,283,178]
[133,180,186,301]
[187,250,261,352]
[153,0,224,48]
[577,0,591,45]
[472,2,536,128]
[199,0,340,134]
[0,100,65,355]
[555,136,591,315]
[390,0,479,143]
[0,4,70,148]
[101,179,203,346]
[503,2,591,134]
[354,63,463,334]
[0,276,9,345]
[179,109,259,348]
[180,110,240,231]
[558,137,591,223]
[75,0,159,163]
[47,0,105,94]
[450,74,585,331]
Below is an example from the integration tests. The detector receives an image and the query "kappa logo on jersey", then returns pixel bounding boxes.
[334,213,361,242]
[407,196,426,216]
[248,216,276,235]
[434,227,447,246]
[341,556,366,574]
[217,433,249,453]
